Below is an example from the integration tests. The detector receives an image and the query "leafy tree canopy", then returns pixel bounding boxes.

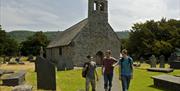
[20,31,49,56]
[0,25,18,56]
[127,18,180,59]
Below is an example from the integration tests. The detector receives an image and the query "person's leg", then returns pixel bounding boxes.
[108,73,113,91]
[127,75,131,90]
[104,74,108,90]
[86,78,90,91]
[121,75,128,91]
[91,79,96,91]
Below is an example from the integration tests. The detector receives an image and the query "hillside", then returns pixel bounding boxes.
[116,31,129,39]
[8,30,59,43]
[8,30,129,43]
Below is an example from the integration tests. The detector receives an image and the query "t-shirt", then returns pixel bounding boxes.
[102,57,117,74]
[86,61,97,79]
[119,56,133,76]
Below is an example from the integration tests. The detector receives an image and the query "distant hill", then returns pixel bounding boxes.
[8,30,129,43]
[8,31,35,43]
[116,31,129,39]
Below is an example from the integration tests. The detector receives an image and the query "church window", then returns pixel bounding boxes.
[100,3,104,11]
[94,1,98,11]
[59,47,62,55]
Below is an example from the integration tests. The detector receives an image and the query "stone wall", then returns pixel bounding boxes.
[72,22,120,66]
[46,46,74,70]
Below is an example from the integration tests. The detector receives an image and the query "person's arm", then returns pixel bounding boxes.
[112,61,118,67]
[83,64,88,71]
[102,59,104,75]
[112,57,118,67]
[101,65,104,75]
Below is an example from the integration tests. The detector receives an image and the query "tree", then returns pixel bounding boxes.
[20,31,49,56]
[127,18,180,59]
[0,25,18,56]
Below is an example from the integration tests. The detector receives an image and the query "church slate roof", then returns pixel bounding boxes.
[47,18,88,48]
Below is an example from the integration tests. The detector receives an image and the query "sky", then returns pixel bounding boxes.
[0,0,180,32]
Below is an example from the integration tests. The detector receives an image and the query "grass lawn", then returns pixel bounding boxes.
[0,62,180,91]
[129,64,180,91]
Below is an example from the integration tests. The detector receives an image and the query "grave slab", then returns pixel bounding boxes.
[1,70,26,86]
[152,74,180,91]
[147,68,174,73]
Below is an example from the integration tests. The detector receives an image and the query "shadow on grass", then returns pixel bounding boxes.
[149,85,171,91]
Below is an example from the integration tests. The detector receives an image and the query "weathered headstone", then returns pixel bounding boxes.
[140,57,144,63]
[170,53,177,62]
[15,57,20,63]
[36,56,56,90]
[40,46,44,58]
[170,61,180,69]
[169,53,180,69]
[159,55,165,68]
[28,55,34,62]
[150,55,156,68]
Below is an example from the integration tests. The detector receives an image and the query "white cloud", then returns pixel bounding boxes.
[0,0,179,32]
[108,0,179,31]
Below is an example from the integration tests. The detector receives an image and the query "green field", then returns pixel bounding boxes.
[0,63,180,91]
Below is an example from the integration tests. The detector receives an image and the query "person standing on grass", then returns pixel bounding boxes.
[102,50,117,91]
[113,49,133,91]
[83,55,99,91]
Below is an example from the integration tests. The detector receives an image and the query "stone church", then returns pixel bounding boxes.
[46,0,120,70]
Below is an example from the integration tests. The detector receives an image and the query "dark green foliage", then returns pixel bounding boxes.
[127,18,180,59]
[8,31,35,43]
[20,31,49,56]
[116,31,129,39]
[0,25,18,56]
[8,31,58,43]
[8,31,129,43]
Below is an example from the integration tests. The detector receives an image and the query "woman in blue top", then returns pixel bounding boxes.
[113,49,133,91]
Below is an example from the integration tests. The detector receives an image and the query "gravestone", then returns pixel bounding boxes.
[15,57,20,63]
[170,61,180,69]
[159,55,165,68]
[170,53,177,62]
[40,46,44,58]
[169,53,180,69]
[36,56,56,90]
[150,55,156,68]
[140,57,144,63]
[28,55,35,62]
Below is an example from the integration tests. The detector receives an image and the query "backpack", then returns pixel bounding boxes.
[82,62,90,78]
[120,57,133,71]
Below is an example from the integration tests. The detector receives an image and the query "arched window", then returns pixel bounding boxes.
[100,3,104,11]
[59,47,62,55]
[94,1,98,11]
